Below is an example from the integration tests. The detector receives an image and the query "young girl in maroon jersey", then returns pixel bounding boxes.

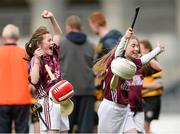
[128,42,163,133]
[94,27,164,133]
[25,10,69,133]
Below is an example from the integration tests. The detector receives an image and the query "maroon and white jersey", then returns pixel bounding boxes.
[103,57,142,106]
[30,44,62,99]
[127,59,143,112]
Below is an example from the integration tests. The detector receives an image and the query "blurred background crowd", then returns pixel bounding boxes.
[0,0,180,133]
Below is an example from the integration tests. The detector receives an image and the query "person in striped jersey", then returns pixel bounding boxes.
[140,40,163,134]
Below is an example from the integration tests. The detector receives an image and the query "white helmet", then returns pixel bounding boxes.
[111,57,137,80]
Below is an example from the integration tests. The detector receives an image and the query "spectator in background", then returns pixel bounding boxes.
[0,24,31,133]
[88,11,122,130]
[140,40,164,134]
[88,11,122,59]
[59,15,95,133]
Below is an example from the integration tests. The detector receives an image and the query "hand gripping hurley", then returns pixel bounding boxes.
[110,7,140,90]
[41,57,74,116]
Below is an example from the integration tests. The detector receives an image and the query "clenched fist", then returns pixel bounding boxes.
[41,10,53,19]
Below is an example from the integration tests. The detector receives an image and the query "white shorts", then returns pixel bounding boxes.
[38,96,69,132]
[98,99,136,133]
[131,111,145,132]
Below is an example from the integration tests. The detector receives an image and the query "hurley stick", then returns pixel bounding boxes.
[110,7,140,90]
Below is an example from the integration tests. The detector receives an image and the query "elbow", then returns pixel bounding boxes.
[158,68,162,72]
[31,79,39,85]
[30,75,39,85]
[150,60,162,71]
[153,65,162,72]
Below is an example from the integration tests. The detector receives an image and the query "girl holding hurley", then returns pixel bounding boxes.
[95,27,164,133]
[25,10,69,133]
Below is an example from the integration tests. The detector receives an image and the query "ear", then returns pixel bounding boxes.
[37,41,42,49]
[65,25,72,33]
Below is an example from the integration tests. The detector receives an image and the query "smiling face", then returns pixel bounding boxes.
[125,37,140,60]
[39,33,55,55]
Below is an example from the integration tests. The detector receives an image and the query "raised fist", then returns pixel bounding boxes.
[41,10,53,19]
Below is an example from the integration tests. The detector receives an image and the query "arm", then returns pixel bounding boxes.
[148,59,162,72]
[104,37,120,50]
[42,10,62,46]
[30,57,40,84]
[141,43,164,65]
[143,79,163,89]
[29,83,36,94]
[30,48,44,84]
[115,28,133,58]
[114,37,126,58]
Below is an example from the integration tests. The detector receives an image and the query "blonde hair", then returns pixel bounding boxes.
[66,15,82,31]
[93,35,139,74]
[93,46,117,74]
[2,24,19,39]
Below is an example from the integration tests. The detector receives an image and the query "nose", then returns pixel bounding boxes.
[134,45,139,51]
[51,40,55,44]
[50,41,55,46]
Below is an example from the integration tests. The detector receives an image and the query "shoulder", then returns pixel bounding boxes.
[110,29,123,36]
[61,35,68,42]
[132,58,142,69]
[18,46,26,52]
[102,30,122,47]
[60,35,72,48]
[105,30,122,40]
[86,39,95,47]
[12,45,27,56]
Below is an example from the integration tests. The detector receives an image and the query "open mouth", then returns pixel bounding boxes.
[132,53,139,58]
[49,46,54,51]
[49,44,55,51]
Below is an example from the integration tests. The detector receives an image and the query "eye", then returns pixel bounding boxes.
[48,38,52,42]
[131,44,135,48]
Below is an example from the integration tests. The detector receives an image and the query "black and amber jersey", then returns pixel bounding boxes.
[142,72,163,97]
